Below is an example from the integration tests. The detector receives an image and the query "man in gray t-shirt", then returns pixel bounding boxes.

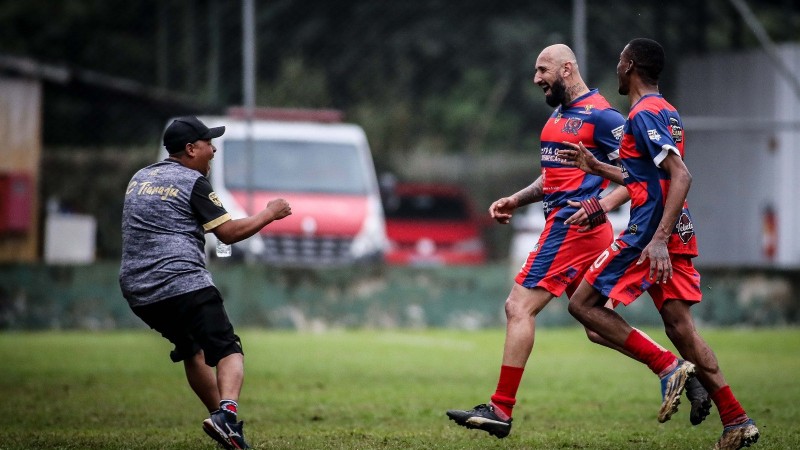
[120,116,291,450]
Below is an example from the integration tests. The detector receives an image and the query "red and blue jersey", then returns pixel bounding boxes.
[615,94,698,256]
[540,89,624,221]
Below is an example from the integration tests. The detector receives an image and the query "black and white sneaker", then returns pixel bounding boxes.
[446,403,512,438]
[202,410,251,449]
[685,376,712,426]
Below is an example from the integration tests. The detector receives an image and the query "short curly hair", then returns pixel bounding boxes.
[626,38,664,84]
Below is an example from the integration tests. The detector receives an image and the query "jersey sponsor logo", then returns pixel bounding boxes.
[579,104,595,115]
[676,212,694,244]
[669,117,683,143]
[647,129,661,141]
[562,118,584,135]
[628,223,638,235]
[554,112,563,123]
[208,192,224,208]
[541,146,563,163]
[611,125,624,141]
[126,181,180,200]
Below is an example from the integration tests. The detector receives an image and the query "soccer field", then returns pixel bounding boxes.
[2,327,798,449]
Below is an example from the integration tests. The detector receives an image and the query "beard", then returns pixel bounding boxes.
[545,77,567,107]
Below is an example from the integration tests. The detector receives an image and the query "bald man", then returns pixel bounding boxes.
[445,44,709,438]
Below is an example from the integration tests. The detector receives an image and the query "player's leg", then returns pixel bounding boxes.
[493,285,554,414]
[446,284,554,438]
[189,287,251,450]
[446,218,612,437]
[501,284,555,367]
[184,349,221,413]
[568,280,633,345]
[569,243,693,422]
[655,264,758,449]
[582,299,635,355]
[582,299,711,426]
[660,300,758,448]
[216,352,245,404]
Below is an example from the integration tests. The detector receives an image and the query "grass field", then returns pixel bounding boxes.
[2,327,799,449]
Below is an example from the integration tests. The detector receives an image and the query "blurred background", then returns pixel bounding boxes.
[1,0,799,330]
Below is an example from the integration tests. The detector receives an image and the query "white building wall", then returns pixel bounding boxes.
[677,43,800,268]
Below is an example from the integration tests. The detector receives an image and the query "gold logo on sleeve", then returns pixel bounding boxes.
[209,192,224,208]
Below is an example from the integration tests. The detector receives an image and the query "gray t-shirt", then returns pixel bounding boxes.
[119,159,231,307]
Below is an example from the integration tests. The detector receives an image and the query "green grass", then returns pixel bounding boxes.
[2,327,799,449]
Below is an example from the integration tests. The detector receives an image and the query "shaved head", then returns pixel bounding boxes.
[538,44,578,69]
[533,44,585,107]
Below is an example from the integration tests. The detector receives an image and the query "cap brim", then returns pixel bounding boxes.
[202,126,225,140]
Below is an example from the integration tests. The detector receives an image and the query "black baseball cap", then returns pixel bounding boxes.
[163,116,225,153]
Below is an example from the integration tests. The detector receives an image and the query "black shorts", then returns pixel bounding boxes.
[132,286,243,366]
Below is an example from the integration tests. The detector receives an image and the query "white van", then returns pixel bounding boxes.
[162,110,388,266]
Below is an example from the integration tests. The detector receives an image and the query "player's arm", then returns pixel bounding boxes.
[565,185,630,230]
[192,177,292,245]
[638,151,691,283]
[598,185,630,212]
[214,199,292,244]
[557,141,625,185]
[489,175,544,224]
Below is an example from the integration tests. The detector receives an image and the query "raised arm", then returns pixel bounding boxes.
[214,198,292,244]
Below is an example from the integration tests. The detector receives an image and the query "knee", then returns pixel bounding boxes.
[567,301,583,320]
[584,327,603,345]
[504,291,545,321]
[504,296,527,321]
[663,322,680,342]
[664,319,699,351]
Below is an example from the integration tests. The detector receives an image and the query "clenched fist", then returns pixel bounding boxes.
[266,198,292,221]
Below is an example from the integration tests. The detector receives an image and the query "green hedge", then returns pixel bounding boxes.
[0,262,797,330]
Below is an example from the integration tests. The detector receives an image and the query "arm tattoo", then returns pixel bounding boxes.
[513,177,544,206]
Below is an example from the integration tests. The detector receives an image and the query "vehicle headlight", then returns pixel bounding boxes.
[453,237,484,252]
[350,195,388,258]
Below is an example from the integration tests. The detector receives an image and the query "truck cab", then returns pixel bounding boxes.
[162,109,388,267]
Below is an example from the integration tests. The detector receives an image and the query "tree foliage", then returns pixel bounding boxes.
[1,0,798,153]
[4,0,798,258]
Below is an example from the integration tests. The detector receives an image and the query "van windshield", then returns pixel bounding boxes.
[223,139,368,194]
[384,193,470,220]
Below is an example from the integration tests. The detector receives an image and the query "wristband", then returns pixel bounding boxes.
[580,197,607,229]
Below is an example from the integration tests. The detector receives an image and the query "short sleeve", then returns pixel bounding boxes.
[630,111,680,167]
[593,108,625,160]
[190,176,231,231]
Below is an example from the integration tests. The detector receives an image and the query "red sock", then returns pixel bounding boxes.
[711,385,747,427]
[490,365,524,418]
[623,329,676,375]
[219,400,238,419]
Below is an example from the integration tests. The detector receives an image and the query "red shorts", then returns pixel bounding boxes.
[585,240,702,310]
[515,217,613,298]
